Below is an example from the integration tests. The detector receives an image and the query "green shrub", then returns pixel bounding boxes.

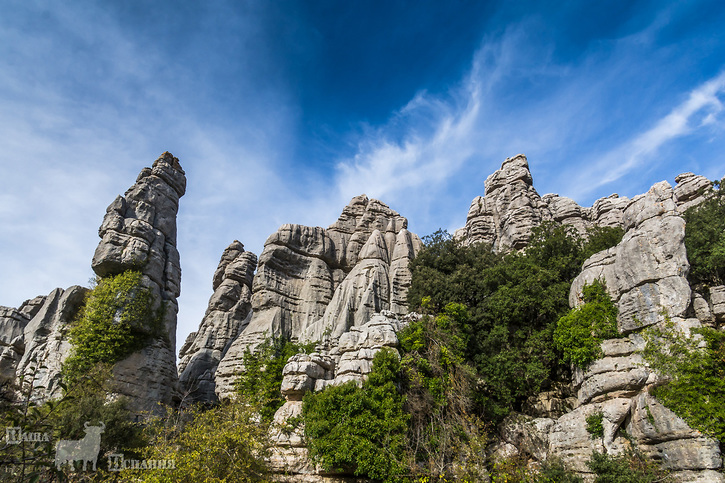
[490,455,582,483]
[642,317,725,445]
[554,280,619,368]
[124,399,271,482]
[587,450,668,483]
[683,178,725,287]
[398,304,487,480]
[303,348,409,482]
[585,412,604,439]
[64,270,163,383]
[50,363,147,472]
[235,336,315,423]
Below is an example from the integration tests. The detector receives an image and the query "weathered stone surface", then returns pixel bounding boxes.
[571,182,691,334]
[8,286,87,401]
[674,172,713,212]
[498,413,555,461]
[639,437,722,471]
[627,393,699,444]
[215,196,420,399]
[458,154,551,250]
[177,241,256,403]
[548,405,607,473]
[92,152,186,413]
[710,285,725,322]
[280,353,334,400]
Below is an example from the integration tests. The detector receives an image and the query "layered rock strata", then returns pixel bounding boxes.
[214,196,422,399]
[0,287,86,401]
[456,154,630,251]
[91,152,186,413]
[177,241,257,403]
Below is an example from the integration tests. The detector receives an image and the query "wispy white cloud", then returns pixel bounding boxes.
[567,70,725,199]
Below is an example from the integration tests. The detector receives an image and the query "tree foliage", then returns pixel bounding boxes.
[587,450,668,483]
[683,178,725,287]
[642,317,725,445]
[235,336,315,423]
[407,222,623,421]
[125,399,271,482]
[554,280,619,368]
[303,348,409,482]
[398,304,487,480]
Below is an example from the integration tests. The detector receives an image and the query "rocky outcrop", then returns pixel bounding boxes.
[0,288,86,401]
[91,152,186,413]
[214,196,421,399]
[494,172,723,481]
[177,241,257,403]
[456,154,629,251]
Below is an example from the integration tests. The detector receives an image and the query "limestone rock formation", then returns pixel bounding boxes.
[456,154,629,251]
[177,241,257,403]
[0,287,86,400]
[91,152,186,413]
[214,196,421,399]
[493,172,723,481]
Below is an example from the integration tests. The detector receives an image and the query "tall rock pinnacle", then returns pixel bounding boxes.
[91,152,186,413]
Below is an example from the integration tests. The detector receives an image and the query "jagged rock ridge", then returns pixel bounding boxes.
[212,195,422,399]
[1,152,186,414]
[463,158,722,482]
[455,154,630,250]
[177,240,257,403]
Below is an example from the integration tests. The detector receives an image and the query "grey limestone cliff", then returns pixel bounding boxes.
[213,195,422,399]
[485,163,722,482]
[0,287,86,401]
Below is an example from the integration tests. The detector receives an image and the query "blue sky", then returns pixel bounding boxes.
[1,0,724,350]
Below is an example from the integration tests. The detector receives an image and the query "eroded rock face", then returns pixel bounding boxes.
[214,196,421,399]
[177,241,256,403]
[0,288,86,401]
[92,152,186,413]
[456,154,629,252]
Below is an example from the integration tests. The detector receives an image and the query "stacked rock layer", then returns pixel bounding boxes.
[213,195,422,399]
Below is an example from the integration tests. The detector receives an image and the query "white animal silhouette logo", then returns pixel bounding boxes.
[55,421,105,471]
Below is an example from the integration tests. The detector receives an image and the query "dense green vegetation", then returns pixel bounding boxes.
[407,223,623,420]
[235,336,315,422]
[303,348,409,482]
[490,455,583,482]
[63,270,163,384]
[123,399,271,482]
[642,316,725,446]
[554,280,619,368]
[683,178,725,287]
[397,304,487,480]
[586,450,669,483]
